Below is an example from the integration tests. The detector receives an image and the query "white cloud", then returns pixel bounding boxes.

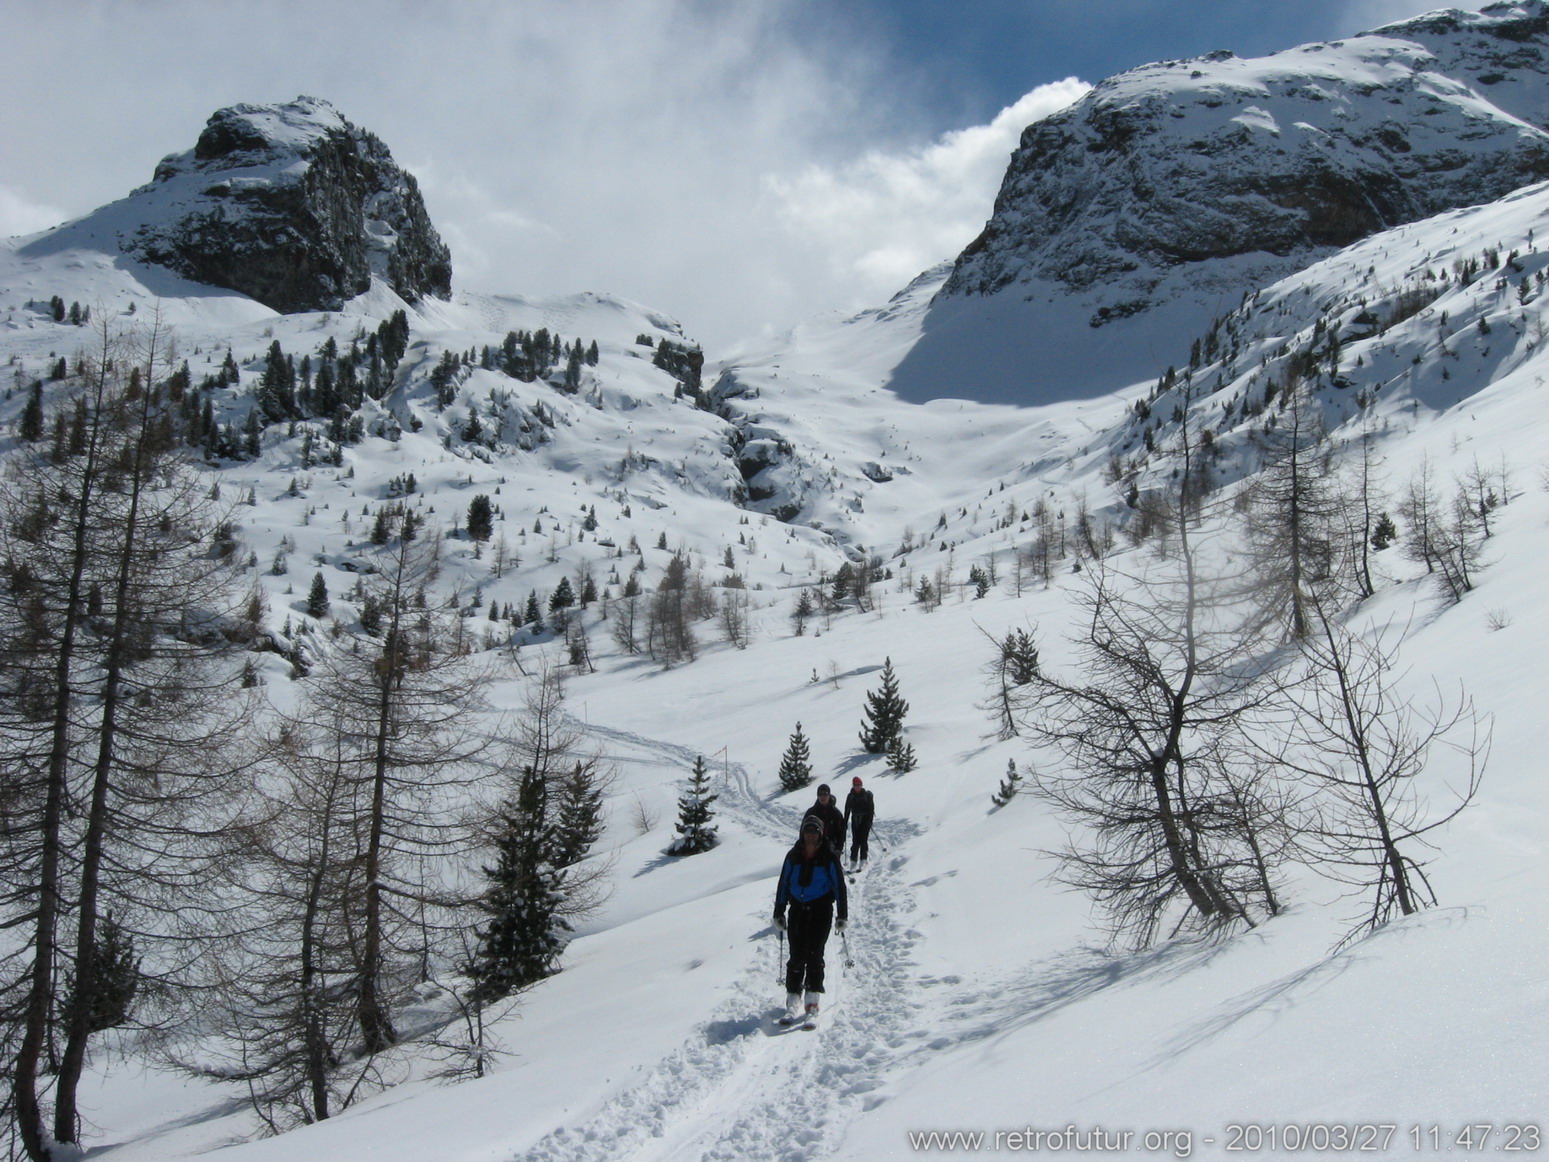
[0,186,66,239]
[763,81,1091,309]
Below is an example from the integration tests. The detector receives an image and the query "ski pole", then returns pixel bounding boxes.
[777,926,786,985]
[841,926,853,969]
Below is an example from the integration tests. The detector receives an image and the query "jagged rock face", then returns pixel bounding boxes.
[942,2,1549,322]
[127,97,451,313]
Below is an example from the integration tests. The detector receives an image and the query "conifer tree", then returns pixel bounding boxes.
[258,339,296,421]
[468,766,568,1003]
[19,381,44,443]
[0,313,252,1157]
[991,759,1023,808]
[858,657,908,754]
[305,571,329,619]
[284,534,493,1055]
[549,576,576,613]
[552,762,606,869]
[668,756,718,855]
[885,732,917,774]
[467,493,494,542]
[59,913,139,1037]
[791,588,814,636]
[777,722,814,792]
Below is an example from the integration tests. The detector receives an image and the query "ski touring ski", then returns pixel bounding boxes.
[777,1006,820,1031]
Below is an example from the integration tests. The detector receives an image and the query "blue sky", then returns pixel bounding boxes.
[3,0,1446,348]
[841,0,1432,128]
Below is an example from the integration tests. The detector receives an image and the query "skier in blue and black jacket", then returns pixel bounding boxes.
[773,815,848,1021]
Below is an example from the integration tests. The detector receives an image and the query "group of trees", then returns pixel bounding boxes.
[0,316,257,1157]
[774,658,917,796]
[1006,385,1487,948]
[43,296,90,326]
[610,552,740,666]
[0,324,615,1156]
[482,328,598,387]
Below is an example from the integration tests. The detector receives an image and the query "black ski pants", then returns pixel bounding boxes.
[784,900,833,995]
[848,818,872,862]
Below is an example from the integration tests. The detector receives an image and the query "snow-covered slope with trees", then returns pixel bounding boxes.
[3,24,1549,1162]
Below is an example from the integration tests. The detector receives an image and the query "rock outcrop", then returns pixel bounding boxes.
[944,4,1549,315]
[123,96,451,313]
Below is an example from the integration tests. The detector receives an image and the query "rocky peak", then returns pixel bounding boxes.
[882,1,1549,404]
[125,96,452,313]
[943,4,1549,315]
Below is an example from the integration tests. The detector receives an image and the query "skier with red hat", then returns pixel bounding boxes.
[843,776,875,866]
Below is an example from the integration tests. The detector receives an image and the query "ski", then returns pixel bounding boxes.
[774,1002,825,1030]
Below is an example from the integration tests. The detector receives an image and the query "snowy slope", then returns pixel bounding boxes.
[4,184,1545,1162]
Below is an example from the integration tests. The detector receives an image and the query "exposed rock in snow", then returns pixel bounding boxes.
[26,96,452,314]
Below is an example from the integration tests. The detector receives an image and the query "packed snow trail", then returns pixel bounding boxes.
[517,721,924,1162]
[517,854,920,1162]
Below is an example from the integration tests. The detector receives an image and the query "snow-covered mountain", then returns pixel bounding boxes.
[3,18,1549,1159]
[891,0,1549,405]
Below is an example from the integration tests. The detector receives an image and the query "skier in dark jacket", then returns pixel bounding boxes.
[773,815,849,1022]
[807,784,846,855]
[843,776,875,865]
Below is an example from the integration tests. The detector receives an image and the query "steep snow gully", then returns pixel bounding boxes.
[523,722,922,1162]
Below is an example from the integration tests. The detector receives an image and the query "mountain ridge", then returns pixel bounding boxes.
[889,0,1549,404]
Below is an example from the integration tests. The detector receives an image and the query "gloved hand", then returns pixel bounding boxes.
[835,918,847,933]
[773,914,786,932]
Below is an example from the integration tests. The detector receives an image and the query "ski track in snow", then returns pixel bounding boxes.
[517,722,926,1162]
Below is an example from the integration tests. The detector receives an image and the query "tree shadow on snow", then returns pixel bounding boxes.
[936,938,1237,1055]
[1147,905,1478,1070]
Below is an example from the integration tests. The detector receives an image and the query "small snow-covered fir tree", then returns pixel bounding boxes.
[305,571,329,620]
[992,758,1023,807]
[668,755,718,855]
[859,657,909,754]
[777,723,814,793]
[791,588,815,636]
[885,732,917,774]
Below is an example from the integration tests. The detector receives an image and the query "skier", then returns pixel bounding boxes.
[773,815,849,1024]
[807,783,846,855]
[843,776,875,866]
